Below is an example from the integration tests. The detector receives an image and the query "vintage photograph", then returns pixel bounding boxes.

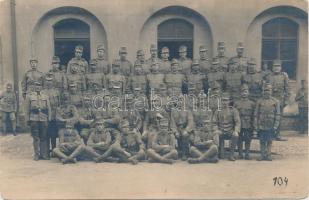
[0,0,308,199]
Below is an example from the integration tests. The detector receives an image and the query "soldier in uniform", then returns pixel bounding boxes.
[0,83,17,135]
[146,116,178,164]
[186,59,207,96]
[254,83,280,161]
[229,42,249,73]
[158,47,171,73]
[56,94,79,130]
[188,97,219,163]
[215,42,229,72]
[77,96,95,143]
[25,82,51,160]
[106,63,126,96]
[86,59,106,91]
[113,47,133,77]
[213,92,240,161]
[261,61,272,80]
[295,80,308,134]
[66,63,87,92]
[147,61,166,97]
[53,122,86,164]
[243,58,264,101]
[164,59,185,96]
[208,81,222,113]
[67,45,88,74]
[94,44,110,75]
[67,82,83,109]
[42,75,60,152]
[48,56,67,93]
[207,58,225,90]
[134,50,148,74]
[234,84,255,159]
[146,44,159,71]
[198,45,210,74]
[224,59,245,102]
[178,45,192,75]
[21,58,44,99]
[266,60,290,141]
[129,62,148,95]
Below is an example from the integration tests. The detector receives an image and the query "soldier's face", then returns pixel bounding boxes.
[151,64,159,73]
[221,99,229,107]
[237,48,244,56]
[113,66,120,73]
[211,64,218,72]
[199,51,207,58]
[52,63,60,70]
[137,54,145,61]
[30,61,37,69]
[150,50,157,57]
[179,51,187,58]
[97,49,105,58]
[75,50,83,59]
[84,99,91,106]
[248,64,256,73]
[70,86,77,93]
[161,52,169,59]
[171,64,180,72]
[218,47,225,55]
[96,124,104,132]
[90,64,97,72]
[230,64,237,72]
[273,65,281,73]
[120,52,127,60]
[241,89,249,98]
[134,66,142,74]
[35,85,42,92]
[192,65,200,72]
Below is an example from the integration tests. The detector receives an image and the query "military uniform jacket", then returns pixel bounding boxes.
[216,55,229,72]
[229,56,249,72]
[0,91,17,113]
[87,128,112,150]
[58,128,82,145]
[68,93,83,108]
[144,110,170,131]
[224,72,245,92]
[146,73,166,91]
[164,73,185,94]
[213,107,241,133]
[243,72,264,100]
[86,72,106,90]
[106,73,126,93]
[179,57,192,75]
[25,91,51,122]
[120,130,145,153]
[207,71,225,90]
[95,58,110,75]
[42,88,60,120]
[66,73,86,91]
[208,91,222,112]
[266,72,290,104]
[170,109,194,133]
[199,58,211,74]
[113,59,133,76]
[150,130,176,151]
[48,70,68,91]
[67,57,88,74]
[192,119,218,148]
[129,74,147,94]
[186,73,206,94]
[56,104,79,126]
[21,69,44,95]
[121,110,143,132]
[295,88,308,108]
[158,59,171,74]
[78,106,95,126]
[254,97,280,131]
[234,98,255,129]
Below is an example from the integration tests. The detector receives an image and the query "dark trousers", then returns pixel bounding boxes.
[47,120,58,151]
[299,107,308,133]
[30,121,49,159]
[258,130,273,158]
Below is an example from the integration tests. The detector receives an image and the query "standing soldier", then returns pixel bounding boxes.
[53,122,86,164]
[146,117,178,164]
[224,60,245,102]
[67,82,83,109]
[86,59,106,91]
[147,61,166,96]
[178,45,192,75]
[254,83,280,161]
[0,83,17,135]
[67,45,88,74]
[207,58,225,90]
[215,42,229,72]
[42,76,60,152]
[234,84,255,160]
[94,44,110,75]
[113,47,133,77]
[208,81,222,113]
[49,56,67,93]
[134,50,148,74]
[213,93,240,161]
[266,60,290,141]
[106,63,126,95]
[229,42,249,73]
[21,58,44,99]
[25,82,51,160]
[159,47,171,73]
[261,61,272,80]
[146,44,159,71]
[77,96,95,143]
[198,45,210,74]
[164,59,185,96]
[295,80,308,134]
[243,58,264,101]
[66,63,87,92]
[130,62,148,95]
[186,59,207,96]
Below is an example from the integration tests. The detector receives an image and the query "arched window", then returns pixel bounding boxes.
[158,19,193,59]
[262,17,298,79]
[54,19,90,66]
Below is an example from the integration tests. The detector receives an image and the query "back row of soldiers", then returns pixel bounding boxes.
[12,42,306,163]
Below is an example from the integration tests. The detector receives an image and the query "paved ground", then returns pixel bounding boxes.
[0,132,308,199]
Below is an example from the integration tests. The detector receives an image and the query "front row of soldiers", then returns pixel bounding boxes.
[22,78,282,164]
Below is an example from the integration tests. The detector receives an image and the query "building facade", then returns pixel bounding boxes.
[0,0,307,99]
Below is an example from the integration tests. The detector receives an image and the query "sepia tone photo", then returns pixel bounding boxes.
[0,0,308,199]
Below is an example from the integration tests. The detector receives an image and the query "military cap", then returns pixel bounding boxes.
[192,59,199,66]
[89,59,97,65]
[34,81,42,86]
[75,45,83,51]
[263,83,272,91]
[161,47,169,53]
[248,58,256,65]
[52,56,60,63]
[97,44,105,51]
[273,60,282,66]
[30,58,38,63]
[150,44,157,51]
[137,49,145,56]
[237,42,244,49]
[212,57,219,65]
[45,76,53,81]
[179,45,187,53]
[217,42,225,48]
[171,58,179,65]
[221,92,231,100]
[240,84,249,91]
[199,45,208,52]
[119,47,127,53]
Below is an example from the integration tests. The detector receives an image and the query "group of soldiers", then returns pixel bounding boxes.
[0,41,307,164]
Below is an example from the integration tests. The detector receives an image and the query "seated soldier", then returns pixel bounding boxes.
[53,122,86,164]
[146,117,178,164]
